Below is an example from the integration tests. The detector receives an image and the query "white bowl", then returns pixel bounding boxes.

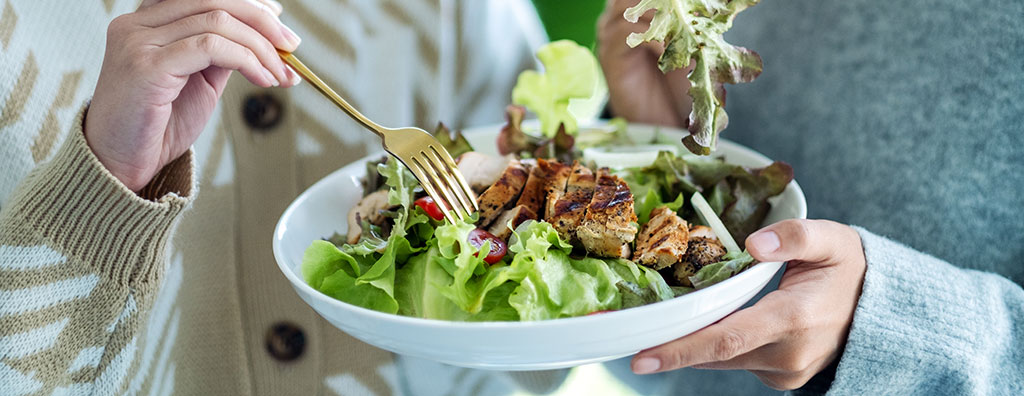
[273,122,806,371]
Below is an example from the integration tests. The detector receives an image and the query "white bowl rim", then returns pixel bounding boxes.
[272,124,807,329]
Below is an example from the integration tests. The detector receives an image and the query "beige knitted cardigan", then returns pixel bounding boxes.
[0,0,559,394]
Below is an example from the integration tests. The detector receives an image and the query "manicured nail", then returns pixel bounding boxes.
[633,357,661,374]
[266,0,283,14]
[748,230,781,253]
[283,65,301,86]
[281,24,301,50]
[263,68,279,87]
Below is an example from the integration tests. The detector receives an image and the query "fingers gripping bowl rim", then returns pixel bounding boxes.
[272,121,806,370]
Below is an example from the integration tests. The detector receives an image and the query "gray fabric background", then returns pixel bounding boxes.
[604,1,1024,395]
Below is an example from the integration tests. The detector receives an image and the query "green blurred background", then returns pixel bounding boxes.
[531,0,607,49]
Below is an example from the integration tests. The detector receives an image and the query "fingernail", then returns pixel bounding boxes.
[633,357,661,374]
[748,230,781,253]
[263,68,279,87]
[281,24,301,50]
[284,65,301,86]
[266,0,283,14]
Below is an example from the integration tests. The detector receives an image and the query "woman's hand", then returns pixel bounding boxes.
[631,220,867,391]
[85,0,302,192]
[596,0,691,127]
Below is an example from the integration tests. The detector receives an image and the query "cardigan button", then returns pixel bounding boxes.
[265,322,306,362]
[243,93,284,130]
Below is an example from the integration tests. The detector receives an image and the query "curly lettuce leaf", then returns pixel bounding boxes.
[497,105,575,162]
[512,40,600,137]
[434,220,514,315]
[720,162,793,242]
[623,0,762,155]
[360,156,389,197]
[432,122,474,159]
[339,219,387,256]
[378,158,418,234]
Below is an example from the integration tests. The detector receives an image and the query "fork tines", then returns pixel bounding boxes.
[407,145,478,224]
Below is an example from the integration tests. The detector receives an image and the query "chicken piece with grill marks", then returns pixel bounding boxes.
[514,158,571,219]
[672,225,727,286]
[633,207,690,270]
[476,160,529,227]
[575,169,638,258]
[544,162,596,242]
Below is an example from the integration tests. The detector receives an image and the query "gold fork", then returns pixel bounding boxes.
[278,50,478,223]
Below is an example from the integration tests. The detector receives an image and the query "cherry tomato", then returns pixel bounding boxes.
[414,196,445,221]
[467,229,508,264]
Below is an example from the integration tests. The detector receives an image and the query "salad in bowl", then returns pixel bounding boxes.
[274,33,803,369]
[301,108,795,322]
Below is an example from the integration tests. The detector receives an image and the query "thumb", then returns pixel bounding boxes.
[745,219,855,264]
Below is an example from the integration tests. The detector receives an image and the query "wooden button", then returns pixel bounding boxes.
[243,93,284,130]
[265,322,306,362]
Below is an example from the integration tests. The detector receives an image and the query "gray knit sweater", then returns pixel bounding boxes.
[605,1,1024,395]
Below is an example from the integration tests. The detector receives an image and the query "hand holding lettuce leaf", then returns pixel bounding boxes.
[622,0,762,155]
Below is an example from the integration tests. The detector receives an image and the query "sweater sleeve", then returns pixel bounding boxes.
[0,104,195,393]
[819,227,1024,396]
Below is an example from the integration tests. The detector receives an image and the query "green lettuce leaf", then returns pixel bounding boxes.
[512,40,600,137]
[434,219,511,314]
[634,188,684,225]
[303,240,399,313]
[623,0,762,155]
[394,243,519,321]
[505,221,672,320]
[339,219,387,256]
[689,250,756,289]
[378,158,420,234]
[302,158,429,313]
[612,258,676,309]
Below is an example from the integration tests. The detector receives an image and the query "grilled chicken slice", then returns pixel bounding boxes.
[634,207,690,270]
[545,162,596,241]
[514,159,571,218]
[672,225,727,286]
[456,152,513,193]
[576,169,638,258]
[543,161,573,218]
[476,160,530,227]
[346,190,393,244]
[486,205,537,240]
[688,225,718,240]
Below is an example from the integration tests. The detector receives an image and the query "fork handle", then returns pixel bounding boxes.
[277,50,386,137]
